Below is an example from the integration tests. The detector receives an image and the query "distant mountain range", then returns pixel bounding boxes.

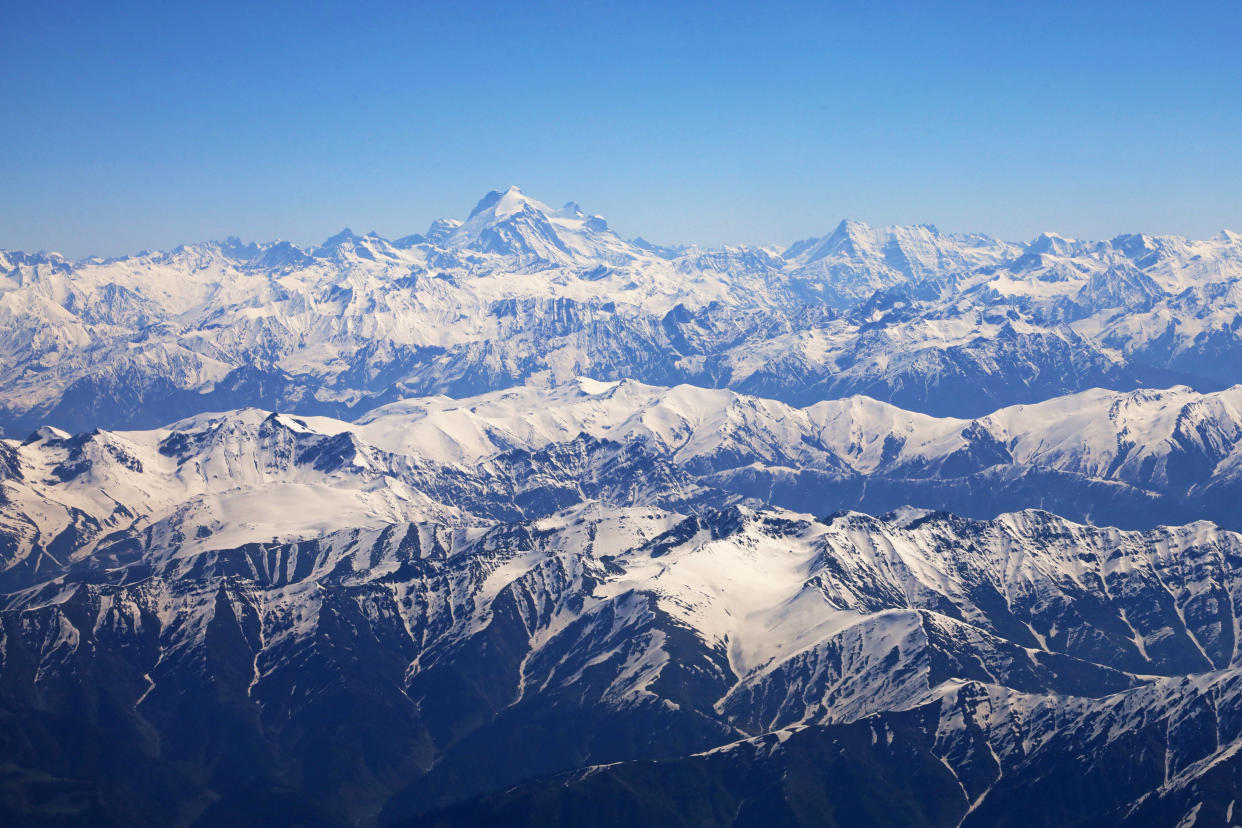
[3,187,1242,435]
[3,190,1242,826]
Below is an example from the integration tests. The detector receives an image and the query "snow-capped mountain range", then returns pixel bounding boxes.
[3,187,1242,435]
[5,498,1241,826]
[5,378,1242,594]
[3,189,1242,826]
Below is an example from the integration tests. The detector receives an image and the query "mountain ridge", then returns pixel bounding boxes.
[4,188,1242,436]
[6,379,1242,598]
[3,498,1240,826]
[4,188,1242,825]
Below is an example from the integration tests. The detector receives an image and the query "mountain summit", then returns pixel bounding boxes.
[431,185,627,265]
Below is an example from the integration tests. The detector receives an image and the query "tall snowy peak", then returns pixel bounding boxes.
[441,186,635,266]
[782,219,1019,305]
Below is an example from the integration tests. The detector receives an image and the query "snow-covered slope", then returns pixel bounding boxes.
[7,380,1242,594]
[305,379,1242,529]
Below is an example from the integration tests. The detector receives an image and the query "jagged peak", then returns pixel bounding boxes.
[467,189,505,220]
[1027,231,1080,256]
[316,227,358,251]
[466,185,550,221]
[21,425,71,446]
[424,217,462,241]
[784,219,962,264]
[834,217,874,234]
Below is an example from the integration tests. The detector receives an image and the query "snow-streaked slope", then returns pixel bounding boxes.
[0,411,463,577]
[4,500,1241,824]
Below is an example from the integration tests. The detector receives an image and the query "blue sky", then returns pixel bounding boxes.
[2,0,1240,257]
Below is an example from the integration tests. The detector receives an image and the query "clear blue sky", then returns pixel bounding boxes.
[2,0,1240,257]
